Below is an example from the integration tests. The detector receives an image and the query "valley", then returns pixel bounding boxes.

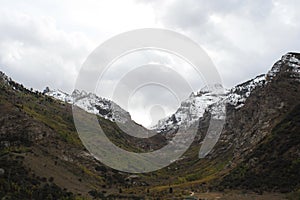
[0,52,299,199]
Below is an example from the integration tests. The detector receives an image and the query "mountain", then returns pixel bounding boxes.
[195,52,300,192]
[152,84,226,134]
[0,52,299,199]
[153,53,299,145]
[45,89,131,124]
[45,88,163,142]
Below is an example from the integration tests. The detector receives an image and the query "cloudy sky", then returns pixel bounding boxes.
[0,0,299,126]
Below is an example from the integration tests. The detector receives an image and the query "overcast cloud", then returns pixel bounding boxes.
[143,0,300,86]
[0,0,299,126]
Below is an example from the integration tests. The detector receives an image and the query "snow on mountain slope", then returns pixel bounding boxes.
[45,89,73,103]
[152,84,227,132]
[227,74,266,109]
[45,89,131,123]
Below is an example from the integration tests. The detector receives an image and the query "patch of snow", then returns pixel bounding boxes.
[227,74,266,108]
[46,89,73,103]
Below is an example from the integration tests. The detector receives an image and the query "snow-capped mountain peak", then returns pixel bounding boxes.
[152,76,267,133]
[45,89,131,123]
[152,85,227,132]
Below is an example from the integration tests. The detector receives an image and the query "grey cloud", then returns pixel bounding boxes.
[0,9,91,92]
[143,0,300,87]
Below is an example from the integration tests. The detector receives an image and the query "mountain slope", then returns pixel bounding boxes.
[199,52,300,192]
[220,103,300,192]
[0,72,165,199]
